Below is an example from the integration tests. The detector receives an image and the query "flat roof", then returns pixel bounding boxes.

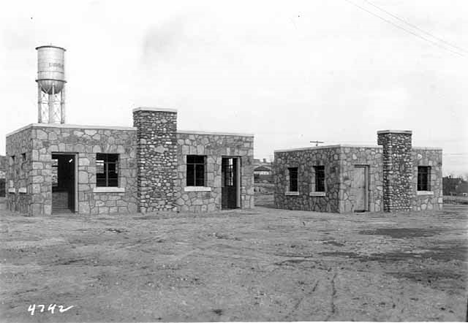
[6,123,137,137]
[377,130,412,134]
[132,107,177,113]
[178,130,254,137]
[274,144,442,153]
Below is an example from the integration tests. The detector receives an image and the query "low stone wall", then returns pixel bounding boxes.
[174,132,255,212]
[411,148,443,211]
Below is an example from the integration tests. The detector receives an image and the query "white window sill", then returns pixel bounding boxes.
[93,187,125,193]
[8,188,16,194]
[285,191,299,196]
[309,192,326,197]
[184,186,212,192]
[417,191,434,196]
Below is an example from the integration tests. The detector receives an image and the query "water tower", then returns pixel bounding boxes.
[36,45,67,124]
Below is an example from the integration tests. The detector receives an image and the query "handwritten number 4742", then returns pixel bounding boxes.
[28,304,74,315]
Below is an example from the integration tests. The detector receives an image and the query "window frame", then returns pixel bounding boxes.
[186,155,207,187]
[314,165,325,192]
[417,166,430,191]
[96,153,119,187]
[288,167,298,192]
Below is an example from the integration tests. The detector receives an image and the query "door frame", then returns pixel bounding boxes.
[353,164,369,212]
[221,156,241,209]
[51,152,78,213]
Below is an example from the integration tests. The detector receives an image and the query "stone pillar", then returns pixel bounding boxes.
[377,130,413,212]
[133,107,178,213]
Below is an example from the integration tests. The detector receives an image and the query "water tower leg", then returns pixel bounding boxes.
[48,85,55,124]
[38,84,43,123]
[60,87,66,124]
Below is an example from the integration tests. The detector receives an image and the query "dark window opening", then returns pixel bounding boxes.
[288,167,298,192]
[224,158,234,186]
[187,155,206,186]
[314,166,325,192]
[96,154,119,187]
[417,166,430,191]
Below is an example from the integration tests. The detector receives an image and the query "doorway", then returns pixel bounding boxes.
[353,165,369,212]
[52,154,76,213]
[221,157,240,209]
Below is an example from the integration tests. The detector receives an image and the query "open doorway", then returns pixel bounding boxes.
[52,154,76,213]
[221,157,241,209]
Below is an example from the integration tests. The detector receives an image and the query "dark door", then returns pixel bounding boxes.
[52,154,75,213]
[222,157,239,209]
[353,165,368,212]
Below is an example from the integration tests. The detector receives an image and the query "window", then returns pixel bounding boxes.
[314,166,325,192]
[187,155,206,186]
[96,154,119,187]
[417,166,430,191]
[288,167,298,192]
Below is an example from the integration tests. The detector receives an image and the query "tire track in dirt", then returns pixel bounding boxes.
[285,279,319,320]
[325,271,338,321]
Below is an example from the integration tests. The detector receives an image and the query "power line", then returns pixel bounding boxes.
[363,0,468,55]
[343,0,465,57]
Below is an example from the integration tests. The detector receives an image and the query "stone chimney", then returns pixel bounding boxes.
[377,130,413,212]
[133,107,178,213]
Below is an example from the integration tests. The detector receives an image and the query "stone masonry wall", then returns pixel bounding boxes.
[0,155,6,178]
[411,148,443,211]
[6,127,33,213]
[274,146,384,213]
[133,108,178,213]
[377,131,413,212]
[274,147,342,212]
[339,147,384,212]
[6,124,138,216]
[175,132,254,212]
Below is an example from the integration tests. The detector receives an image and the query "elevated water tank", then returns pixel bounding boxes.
[36,45,66,94]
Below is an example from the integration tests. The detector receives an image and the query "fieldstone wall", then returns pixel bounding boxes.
[411,148,443,211]
[0,155,6,178]
[274,147,342,212]
[377,130,413,212]
[274,146,384,213]
[6,124,138,216]
[133,108,178,213]
[339,147,384,212]
[5,128,33,213]
[174,132,255,212]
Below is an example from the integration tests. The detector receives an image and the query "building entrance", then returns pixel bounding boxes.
[221,157,240,209]
[51,154,76,213]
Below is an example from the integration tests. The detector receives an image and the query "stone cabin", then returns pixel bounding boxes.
[6,108,254,215]
[274,130,442,213]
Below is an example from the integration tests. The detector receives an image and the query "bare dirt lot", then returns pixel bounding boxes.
[0,203,467,322]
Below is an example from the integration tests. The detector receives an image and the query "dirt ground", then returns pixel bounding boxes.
[0,201,467,322]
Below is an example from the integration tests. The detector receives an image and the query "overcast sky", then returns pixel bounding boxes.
[1,0,467,175]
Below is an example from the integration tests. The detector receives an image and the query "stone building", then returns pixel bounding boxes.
[273,130,442,213]
[6,108,254,215]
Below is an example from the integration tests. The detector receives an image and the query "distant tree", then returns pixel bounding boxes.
[443,175,468,195]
